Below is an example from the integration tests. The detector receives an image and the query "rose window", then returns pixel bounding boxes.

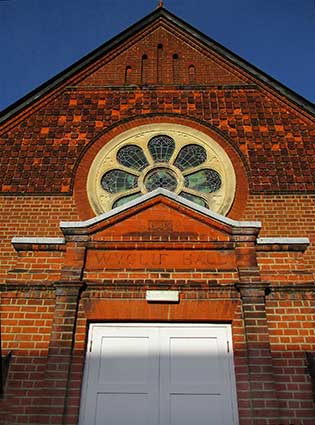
[87,124,236,215]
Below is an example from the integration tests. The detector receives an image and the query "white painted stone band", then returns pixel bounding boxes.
[11,237,65,245]
[146,290,179,302]
[257,237,309,245]
[60,188,262,230]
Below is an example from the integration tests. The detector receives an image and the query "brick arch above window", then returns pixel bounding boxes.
[73,116,249,220]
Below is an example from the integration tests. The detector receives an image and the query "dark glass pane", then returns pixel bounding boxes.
[184,169,221,193]
[117,145,149,171]
[179,192,208,208]
[101,170,138,193]
[174,144,207,171]
[148,135,175,162]
[113,193,142,208]
[144,169,177,192]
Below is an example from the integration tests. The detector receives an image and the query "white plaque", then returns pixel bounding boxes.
[146,290,179,303]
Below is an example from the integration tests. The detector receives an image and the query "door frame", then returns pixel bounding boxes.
[79,323,240,425]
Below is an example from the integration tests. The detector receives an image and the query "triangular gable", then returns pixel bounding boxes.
[78,25,248,87]
[60,189,261,240]
[1,7,314,125]
[60,189,261,274]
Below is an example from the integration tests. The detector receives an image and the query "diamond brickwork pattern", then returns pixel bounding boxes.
[1,88,314,194]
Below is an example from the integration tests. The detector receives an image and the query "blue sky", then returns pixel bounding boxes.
[0,0,314,111]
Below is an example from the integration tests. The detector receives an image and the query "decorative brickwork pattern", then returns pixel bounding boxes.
[1,88,314,194]
[79,27,248,86]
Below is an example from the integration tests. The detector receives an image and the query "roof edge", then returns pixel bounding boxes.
[1,7,314,125]
[159,9,314,116]
[0,7,166,124]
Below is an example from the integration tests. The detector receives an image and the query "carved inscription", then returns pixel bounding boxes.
[86,250,236,270]
[148,220,173,232]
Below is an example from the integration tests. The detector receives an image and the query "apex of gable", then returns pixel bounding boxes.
[1,6,314,125]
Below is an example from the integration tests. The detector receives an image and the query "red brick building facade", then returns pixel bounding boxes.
[0,7,315,425]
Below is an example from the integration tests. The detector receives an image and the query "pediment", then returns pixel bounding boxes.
[90,201,229,242]
[61,189,261,242]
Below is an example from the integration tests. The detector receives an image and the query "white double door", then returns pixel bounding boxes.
[79,324,239,425]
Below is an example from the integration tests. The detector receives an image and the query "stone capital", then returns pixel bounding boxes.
[236,282,269,299]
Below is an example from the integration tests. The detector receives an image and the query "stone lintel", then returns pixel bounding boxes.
[11,237,65,252]
[256,237,309,252]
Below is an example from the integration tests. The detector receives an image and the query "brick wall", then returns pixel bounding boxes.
[0,196,79,281]
[0,289,55,424]
[1,14,315,425]
[244,194,315,276]
[1,194,315,286]
[266,291,315,425]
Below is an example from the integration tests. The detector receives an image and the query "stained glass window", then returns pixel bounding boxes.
[179,192,208,208]
[113,193,142,208]
[144,169,177,192]
[94,133,226,212]
[101,170,138,193]
[88,124,236,216]
[117,145,149,171]
[174,144,207,171]
[184,169,221,193]
[148,135,175,162]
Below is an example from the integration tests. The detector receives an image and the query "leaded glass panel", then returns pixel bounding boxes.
[184,169,221,193]
[101,170,138,193]
[144,169,177,192]
[88,124,235,215]
[113,193,142,208]
[179,192,208,208]
[117,145,149,171]
[148,135,175,163]
[174,144,207,171]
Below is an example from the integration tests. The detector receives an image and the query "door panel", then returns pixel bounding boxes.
[95,393,150,425]
[169,394,222,425]
[81,326,159,425]
[159,328,231,425]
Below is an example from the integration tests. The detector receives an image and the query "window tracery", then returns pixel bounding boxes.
[87,124,236,216]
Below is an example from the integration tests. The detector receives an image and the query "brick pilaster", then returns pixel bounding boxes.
[237,282,280,425]
[42,281,84,425]
[234,231,280,424]
[61,238,88,281]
